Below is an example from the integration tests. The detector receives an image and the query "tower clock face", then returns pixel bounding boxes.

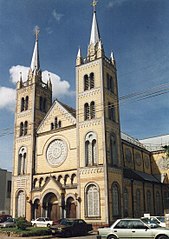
[46,139,67,167]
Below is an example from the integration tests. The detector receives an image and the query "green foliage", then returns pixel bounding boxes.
[16,217,27,230]
[0,227,51,237]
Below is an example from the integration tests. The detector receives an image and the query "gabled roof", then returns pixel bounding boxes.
[37,99,76,133]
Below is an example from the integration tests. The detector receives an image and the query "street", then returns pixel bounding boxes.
[0,233,97,239]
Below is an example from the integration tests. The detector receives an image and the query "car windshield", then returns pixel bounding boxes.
[60,219,74,226]
[156,216,165,223]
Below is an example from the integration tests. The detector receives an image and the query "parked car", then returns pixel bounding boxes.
[50,218,93,237]
[151,216,166,228]
[31,217,53,227]
[97,218,169,239]
[0,215,12,223]
[0,218,16,228]
[141,217,160,228]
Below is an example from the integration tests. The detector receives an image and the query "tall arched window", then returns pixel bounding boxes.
[18,147,27,175]
[17,191,25,217]
[110,134,118,166]
[90,73,94,89]
[21,97,24,112]
[146,190,152,214]
[85,183,100,217]
[84,74,89,91]
[90,101,95,119]
[156,191,162,215]
[112,183,120,217]
[84,103,90,120]
[20,122,24,136]
[135,189,141,217]
[25,96,29,110]
[108,102,116,121]
[85,132,97,166]
[123,188,129,217]
[24,121,28,135]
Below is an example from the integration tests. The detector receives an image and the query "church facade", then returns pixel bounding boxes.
[11,4,169,226]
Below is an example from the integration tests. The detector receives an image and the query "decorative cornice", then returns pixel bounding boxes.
[79,119,102,128]
[80,166,104,175]
[79,88,100,99]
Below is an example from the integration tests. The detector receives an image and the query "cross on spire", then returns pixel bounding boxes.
[91,0,98,12]
[34,25,40,41]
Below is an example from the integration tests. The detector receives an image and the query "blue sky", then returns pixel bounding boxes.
[1,0,169,171]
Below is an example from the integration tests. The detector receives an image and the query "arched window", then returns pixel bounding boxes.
[108,102,116,121]
[17,191,25,217]
[84,74,89,91]
[24,121,28,135]
[123,188,129,217]
[85,132,97,166]
[110,76,114,93]
[51,123,54,130]
[84,103,90,120]
[21,97,24,112]
[39,96,43,111]
[25,96,29,110]
[55,117,58,128]
[112,183,120,217]
[156,191,162,215]
[85,184,100,217]
[90,101,95,119]
[20,122,24,136]
[90,73,94,89]
[146,190,153,214]
[110,134,118,166]
[135,189,141,217]
[58,121,61,128]
[18,147,27,175]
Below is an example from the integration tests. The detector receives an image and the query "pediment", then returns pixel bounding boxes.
[37,100,76,134]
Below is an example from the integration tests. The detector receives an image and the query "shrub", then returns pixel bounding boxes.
[16,217,27,230]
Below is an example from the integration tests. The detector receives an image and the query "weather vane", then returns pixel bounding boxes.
[34,25,40,41]
[91,0,98,12]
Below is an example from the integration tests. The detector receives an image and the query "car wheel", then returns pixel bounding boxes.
[63,230,72,237]
[107,235,117,239]
[157,236,169,239]
[47,224,50,227]
[33,223,37,227]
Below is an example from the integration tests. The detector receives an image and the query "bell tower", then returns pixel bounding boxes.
[11,27,52,220]
[76,1,123,224]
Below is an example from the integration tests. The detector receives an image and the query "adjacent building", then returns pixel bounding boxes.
[11,3,169,226]
[0,168,11,214]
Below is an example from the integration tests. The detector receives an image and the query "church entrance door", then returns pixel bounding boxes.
[42,192,59,221]
[66,197,76,218]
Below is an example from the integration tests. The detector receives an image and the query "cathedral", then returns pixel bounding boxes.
[11,2,169,226]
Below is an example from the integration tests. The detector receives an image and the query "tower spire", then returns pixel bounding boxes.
[89,0,100,45]
[30,26,40,73]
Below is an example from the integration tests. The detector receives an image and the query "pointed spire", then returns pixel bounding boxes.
[76,47,83,66]
[110,51,116,66]
[89,1,100,45]
[30,26,40,73]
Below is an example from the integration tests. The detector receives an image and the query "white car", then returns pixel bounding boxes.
[31,217,53,227]
[97,218,169,239]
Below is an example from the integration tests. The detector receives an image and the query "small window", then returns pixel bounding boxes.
[84,103,90,120]
[84,75,89,91]
[90,73,94,89]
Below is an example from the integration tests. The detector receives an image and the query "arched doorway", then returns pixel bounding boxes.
[42,193,59,221]
[32,199,41,219]
[66,197,76,218]
[16,190,26,217]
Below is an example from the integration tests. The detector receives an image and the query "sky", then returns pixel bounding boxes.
[1,0,169,171]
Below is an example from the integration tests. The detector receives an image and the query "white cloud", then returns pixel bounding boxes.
[0,87,16,111]
[0,65,74,112]
[9,65,29,84]
[52,9,64,22]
